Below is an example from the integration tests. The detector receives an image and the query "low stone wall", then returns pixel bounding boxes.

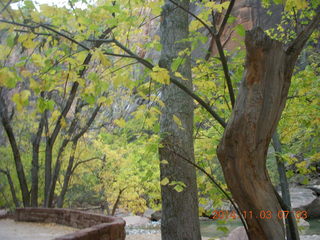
[14,208,126,240]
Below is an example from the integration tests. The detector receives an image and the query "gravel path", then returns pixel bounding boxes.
[0,219,76,240]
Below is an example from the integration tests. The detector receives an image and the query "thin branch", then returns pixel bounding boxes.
[286,10,320,56]
[0,168,20,207]
[218,0,236,37]
[39,23,90,50]
[0,0,13,15]
[166,148,249,236]
[111,187,127,216]
[86,38,114,44]
[72,157,104,173]
[0,19,90,51]
[14,29,52,36]
[168,0,235,107]
[72,104,102,141]
[110,61,138,74]
[111,38,227,127]
[168,0,215,36]
[209,7,235,108]
[0,18,40,29]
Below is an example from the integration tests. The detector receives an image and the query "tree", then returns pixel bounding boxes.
[0,1,319,239]
[158,1,201,240]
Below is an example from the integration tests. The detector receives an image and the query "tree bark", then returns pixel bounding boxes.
[0,89,30,207]
[0,168,20,207]
[272,131,300,240]
[48,104,101,207]
[158,1,201,240]
[44,81,79,207]
[56,140,77,208]
[31,111,45,207]
[217,20,319,239]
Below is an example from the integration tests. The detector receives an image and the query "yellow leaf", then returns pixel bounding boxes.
[31,54,45,67]
[94,49,111,66]
[51,110,60,122]
[114,118,126,128]
[174,72,188,80]
[23,38,38,49]
[0,45,10,60]
[20,90,31,102]
[160,160,169,165]
[173,115,183,128]
[60,117,67,128]
[150,66,170,84]
[12,93,22,111]
[160,177,169,186]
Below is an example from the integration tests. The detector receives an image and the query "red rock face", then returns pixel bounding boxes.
[211,0,282,54]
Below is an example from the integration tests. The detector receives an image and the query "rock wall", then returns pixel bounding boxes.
[14,208,126,240]
[210,0,283,54]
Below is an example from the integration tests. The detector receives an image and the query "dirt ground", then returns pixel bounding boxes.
[0,219,213,240]
[126,233,212,240]
[0,219,76,240]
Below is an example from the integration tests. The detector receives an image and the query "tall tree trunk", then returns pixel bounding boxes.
[217,20,320,239]
[0,89,30,207]
[272,131,300,240]
[0,169,20,207]
[31,112,45,207]
[44,81,79,207]
[56,140,78,208]
[49,104,100,207]
[158,1,201,240]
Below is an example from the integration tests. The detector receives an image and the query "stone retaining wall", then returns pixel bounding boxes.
[14,208,125,240]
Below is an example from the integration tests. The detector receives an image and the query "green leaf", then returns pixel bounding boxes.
[217,226,229,234]
[235,24,246,37]
[174,185,184,192]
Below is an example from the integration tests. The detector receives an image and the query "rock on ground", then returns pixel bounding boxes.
[123,216,151,226]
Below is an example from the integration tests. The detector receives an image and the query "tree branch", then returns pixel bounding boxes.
[111,187,127,216]
[286,10,320,57]
[0,168,19,207]
[168,0,235,108]
[168,0,215,36]
[218,0,236,37]
[0,89,30,207]
[111,39,227,127]
[0,0,13,15]
[71,157,104,173]
[165,147,249,236]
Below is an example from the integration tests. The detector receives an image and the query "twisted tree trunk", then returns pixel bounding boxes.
[217,19,320,239]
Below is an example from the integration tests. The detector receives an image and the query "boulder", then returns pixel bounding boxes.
[143,208,154,219]
[123,216,150,226]
[296,218,310,228]
[295,197,320,220]
[0,209,8,219]
[151,210,162,221]
[225,227,248,240]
